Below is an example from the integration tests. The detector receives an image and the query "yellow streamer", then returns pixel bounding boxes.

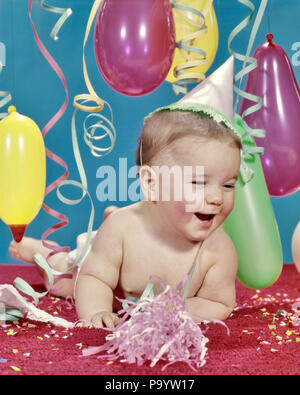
[73,0,104,113]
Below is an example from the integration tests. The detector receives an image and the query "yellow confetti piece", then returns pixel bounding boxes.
[37,336,43,340]
[268,325,276,330]
[106,361,114,365]
[6,330,17,336]
[286,330,293,337]
[252,294,259,299]
[10,366,21,372]
[296,338,300,342]
[12,349,18,354]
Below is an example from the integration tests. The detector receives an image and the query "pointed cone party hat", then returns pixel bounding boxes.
[148,56,236,132]
[179,56,234,122]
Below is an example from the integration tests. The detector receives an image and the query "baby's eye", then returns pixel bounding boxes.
[192,181,205,186]
[223,184,235,189]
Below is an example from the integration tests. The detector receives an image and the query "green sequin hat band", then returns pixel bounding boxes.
[145,101,241,143]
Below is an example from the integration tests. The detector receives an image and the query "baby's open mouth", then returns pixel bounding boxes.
[194,213,215,222]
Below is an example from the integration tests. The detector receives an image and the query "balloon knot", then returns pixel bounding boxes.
[266,33,274,43]
[8,105,16,114]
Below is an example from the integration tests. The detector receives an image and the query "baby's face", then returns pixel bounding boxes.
[154,136,241,242]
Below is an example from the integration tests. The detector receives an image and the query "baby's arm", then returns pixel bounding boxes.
[75,213,123,328]
[185,235,238,322]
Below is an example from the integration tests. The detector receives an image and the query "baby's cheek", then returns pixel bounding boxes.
[172,200,189,219]
[183,189,205,214]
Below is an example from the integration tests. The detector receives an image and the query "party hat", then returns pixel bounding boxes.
[180,56,234,122]
[149,57,236,133]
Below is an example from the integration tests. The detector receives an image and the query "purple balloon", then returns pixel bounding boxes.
[239,34,300,196]
[94,0,176,96]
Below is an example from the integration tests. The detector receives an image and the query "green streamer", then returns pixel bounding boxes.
[170,0,208,94]
[1,308,24,323]
[0,60,12,119]
[228,0,269,183]
[41,0,72,40]
[13,277,48,305]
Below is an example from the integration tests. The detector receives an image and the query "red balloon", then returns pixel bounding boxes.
[94,0,176,96]
[239,34,300,196]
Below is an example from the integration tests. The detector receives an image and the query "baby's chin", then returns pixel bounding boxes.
[184,213,222,241]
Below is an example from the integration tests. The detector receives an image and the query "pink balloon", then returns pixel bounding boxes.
[239,34,300,196]
[94,0,176,96]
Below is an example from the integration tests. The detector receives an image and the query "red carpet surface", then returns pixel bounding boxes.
[0,263,299,375]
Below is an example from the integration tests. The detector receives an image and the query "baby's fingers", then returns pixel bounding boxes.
[113,315,121,326]
[102,313,119,328]
[75,321,93,328]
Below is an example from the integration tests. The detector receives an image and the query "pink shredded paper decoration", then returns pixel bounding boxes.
[82,276,229,371]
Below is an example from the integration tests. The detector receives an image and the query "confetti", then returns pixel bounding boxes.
[268,325,276,330]
[10,366,21,372]
[6,330,18,336]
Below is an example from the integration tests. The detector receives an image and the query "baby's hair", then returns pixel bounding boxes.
[135,110,242,167]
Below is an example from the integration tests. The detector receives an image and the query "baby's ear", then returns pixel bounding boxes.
[139,165,158,201]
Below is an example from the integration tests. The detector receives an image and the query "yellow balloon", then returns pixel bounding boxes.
[167,0,219,83]
[0,106,46,241]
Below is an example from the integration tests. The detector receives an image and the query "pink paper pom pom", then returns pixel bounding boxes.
[82,276,228,371]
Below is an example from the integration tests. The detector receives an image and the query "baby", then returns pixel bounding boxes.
[9,103,242,328]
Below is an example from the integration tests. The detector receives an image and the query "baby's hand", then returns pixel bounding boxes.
[91,311,121,328]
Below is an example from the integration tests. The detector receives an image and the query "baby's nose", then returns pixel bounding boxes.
[205,187,223,206]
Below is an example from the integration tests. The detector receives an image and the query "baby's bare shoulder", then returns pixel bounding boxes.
[100,203,143,233]
[201,228,237,267]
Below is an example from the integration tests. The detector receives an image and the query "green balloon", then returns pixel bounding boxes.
[222,114,283,289]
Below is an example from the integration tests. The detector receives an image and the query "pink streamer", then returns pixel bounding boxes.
[28,0,71,260]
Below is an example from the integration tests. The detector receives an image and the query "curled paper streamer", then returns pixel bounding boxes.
[170,0,212,94]
[73,0,104,113]
[0,60,12,120]
[0,91,12,120]
[40,0,72,40]
[28,0,71,259]
[228,0,268,183]
[18,1,94,296]
[66,0,117,263]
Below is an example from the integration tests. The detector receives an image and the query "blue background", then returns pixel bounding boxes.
[0,0,299,265]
